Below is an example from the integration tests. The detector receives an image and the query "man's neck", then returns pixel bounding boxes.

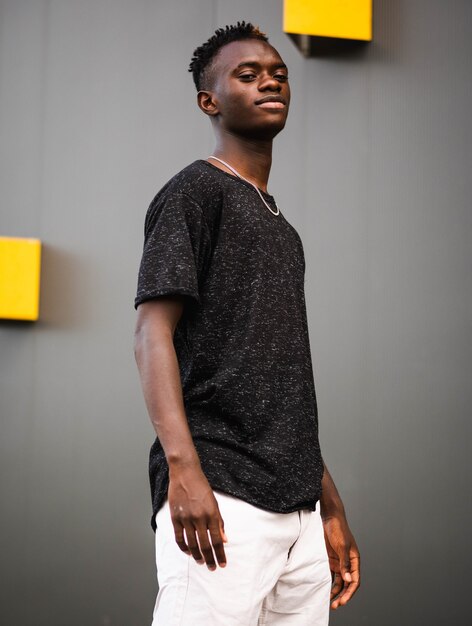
[211,132,273,193]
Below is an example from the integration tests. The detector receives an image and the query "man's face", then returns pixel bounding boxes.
[206,39,291,140]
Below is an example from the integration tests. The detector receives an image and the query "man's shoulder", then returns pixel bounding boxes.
[144,160,226,235]
[150,159,225,210]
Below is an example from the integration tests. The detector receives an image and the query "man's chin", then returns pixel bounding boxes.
[239,119,288,141]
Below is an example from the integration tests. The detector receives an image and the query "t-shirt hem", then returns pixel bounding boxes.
[135,287,200,310]
[208,484,321,515]
[149,482,321,532]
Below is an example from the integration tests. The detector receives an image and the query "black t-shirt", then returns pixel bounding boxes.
[135,160,324,531]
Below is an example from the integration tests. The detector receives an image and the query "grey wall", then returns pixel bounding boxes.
[1,1,471,624]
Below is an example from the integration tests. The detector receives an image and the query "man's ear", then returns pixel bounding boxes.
[197,90,219,117]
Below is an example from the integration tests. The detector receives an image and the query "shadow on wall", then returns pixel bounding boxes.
[38,244,97,329]
[371,0,404,62]
[288,35,370,58]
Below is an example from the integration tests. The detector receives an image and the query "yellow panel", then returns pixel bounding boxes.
[0,237,41,321]
[284,0,372,41]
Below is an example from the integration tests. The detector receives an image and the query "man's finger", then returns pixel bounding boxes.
[337,556,361,606]
[220,518,228,543]
[331,582,348,610]
[334,576,359,607]
[339,547,352,583]
[330,572,343,601]
[208,520,227,567]
[330,545,350,610]
[195,526,217,570]
[173,522,191,555]
[183,524,204,564]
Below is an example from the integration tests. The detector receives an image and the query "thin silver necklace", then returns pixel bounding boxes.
[208,155,280,216]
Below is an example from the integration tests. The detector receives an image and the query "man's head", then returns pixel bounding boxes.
[189,22,269,92]
[189,22,290,141]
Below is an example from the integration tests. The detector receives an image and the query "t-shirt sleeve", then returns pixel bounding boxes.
[134,192,212,309]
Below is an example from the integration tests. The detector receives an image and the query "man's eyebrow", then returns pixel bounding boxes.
[236,61,288,70]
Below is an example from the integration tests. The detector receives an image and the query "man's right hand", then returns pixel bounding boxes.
[134,298,227,570]
[168,463,228,570]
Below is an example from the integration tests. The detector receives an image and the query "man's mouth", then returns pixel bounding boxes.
[255,96,287,109]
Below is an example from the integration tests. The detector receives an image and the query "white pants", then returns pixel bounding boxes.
[151,490,332,625]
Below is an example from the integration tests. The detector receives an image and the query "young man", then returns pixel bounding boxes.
[134,22,360,625]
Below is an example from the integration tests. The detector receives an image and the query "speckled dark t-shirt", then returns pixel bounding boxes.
[135,160,324,531]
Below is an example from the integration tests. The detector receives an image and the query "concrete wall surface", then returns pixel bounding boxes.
[1,1,471,624]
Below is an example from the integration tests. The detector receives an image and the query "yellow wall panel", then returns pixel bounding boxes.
[284,0,372,41]
[0,237,41,321]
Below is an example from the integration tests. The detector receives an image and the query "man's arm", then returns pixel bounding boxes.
[320,460,361,610]
[134,296,227,571]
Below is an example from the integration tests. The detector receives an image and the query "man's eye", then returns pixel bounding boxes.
[275,74,288,82]
[239,73,256,81]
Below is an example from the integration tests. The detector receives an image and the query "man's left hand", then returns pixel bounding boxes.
[322,514,361,610]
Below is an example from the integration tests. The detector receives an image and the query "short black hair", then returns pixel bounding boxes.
[189,21,269,91]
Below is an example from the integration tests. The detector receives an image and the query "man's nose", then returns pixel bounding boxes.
[258,75,281,91]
